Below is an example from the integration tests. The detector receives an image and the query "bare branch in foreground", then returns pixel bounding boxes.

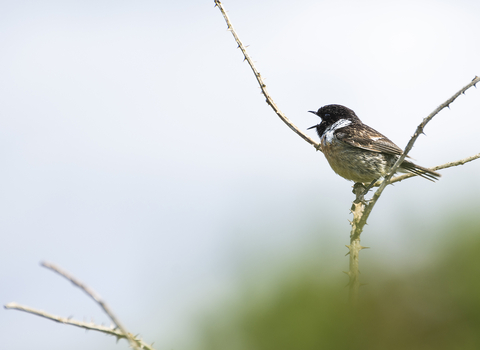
[214,0,319,148]
[4,302,155,350]
[40,262,143,350]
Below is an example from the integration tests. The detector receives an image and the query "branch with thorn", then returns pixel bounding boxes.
[5,262,153,350]
[214,0,318,147]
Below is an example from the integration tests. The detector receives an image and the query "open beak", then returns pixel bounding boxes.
[308,111,319,130]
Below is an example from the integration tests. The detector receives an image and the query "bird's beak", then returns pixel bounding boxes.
[308,111,319,129]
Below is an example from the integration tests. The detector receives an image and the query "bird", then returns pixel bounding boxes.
[308,104,440,191]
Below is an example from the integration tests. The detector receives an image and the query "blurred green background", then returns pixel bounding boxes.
[195,214,480,350]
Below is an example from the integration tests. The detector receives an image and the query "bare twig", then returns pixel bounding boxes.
[40,262,142,350]
[389,152,480,184]
[383,75,480,187]
[214,0,319,147]
[4,302,155,350]
[364,76,480,220]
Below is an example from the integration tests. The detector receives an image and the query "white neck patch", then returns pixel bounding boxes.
[322,119,352,144]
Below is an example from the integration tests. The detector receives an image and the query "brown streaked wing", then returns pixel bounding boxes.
[336,124,404,156]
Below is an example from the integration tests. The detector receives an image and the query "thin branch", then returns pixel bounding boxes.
[384,75,480,187]
[388,152,480,184]
[214,0,319,147]
[40,262,142,350]
[362,76,480,231]
[4,302,155,350]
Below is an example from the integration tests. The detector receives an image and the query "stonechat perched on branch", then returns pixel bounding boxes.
[308,104,440,190]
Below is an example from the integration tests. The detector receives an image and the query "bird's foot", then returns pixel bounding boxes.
[352,183,367,204]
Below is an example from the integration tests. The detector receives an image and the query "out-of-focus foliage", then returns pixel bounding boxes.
[197,220,480,350]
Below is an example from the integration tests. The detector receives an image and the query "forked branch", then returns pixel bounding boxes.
[5,262,150,350]
[362,76,480,232]
[4,302,155,350]
[346,76,479,302]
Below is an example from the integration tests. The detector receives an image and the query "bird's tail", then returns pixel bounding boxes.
[400,160,441,182]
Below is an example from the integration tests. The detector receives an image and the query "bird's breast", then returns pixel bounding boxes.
[320,137,392,183]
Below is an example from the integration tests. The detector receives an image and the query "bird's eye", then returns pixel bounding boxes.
[324,113,330,118]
